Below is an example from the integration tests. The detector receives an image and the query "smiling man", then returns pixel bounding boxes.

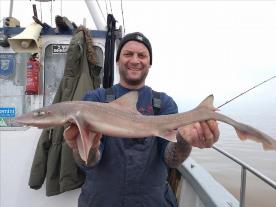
[64,32,220,207]
[116,33,152,89]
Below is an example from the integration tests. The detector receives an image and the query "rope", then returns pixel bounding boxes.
[120,0,126,34]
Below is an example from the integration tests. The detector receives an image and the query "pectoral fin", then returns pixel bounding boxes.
[158,129,178,142]
[75,124,90,162]
[72,116,102,164]
[76,130,102,164]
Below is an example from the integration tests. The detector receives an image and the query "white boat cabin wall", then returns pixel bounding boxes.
[0,24,106,207]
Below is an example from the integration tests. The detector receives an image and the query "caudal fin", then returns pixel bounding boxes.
[235,128,276,151]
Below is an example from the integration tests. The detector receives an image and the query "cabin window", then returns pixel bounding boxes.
[0,53,34,127]
[43,44,69,107]
[0,44,103,128]
[43,44,104,106]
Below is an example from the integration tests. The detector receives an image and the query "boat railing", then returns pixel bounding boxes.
[212,145,276,207]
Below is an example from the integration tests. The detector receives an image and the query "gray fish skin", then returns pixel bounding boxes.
[15,91,276,162]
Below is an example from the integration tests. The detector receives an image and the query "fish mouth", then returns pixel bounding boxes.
[11,120,29,128]
[14,115,47,128]
[13,119,39,127]
[14,120,54,128]
[14,116,29,125]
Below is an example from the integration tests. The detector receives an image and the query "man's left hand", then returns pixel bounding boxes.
[177,120,220,148]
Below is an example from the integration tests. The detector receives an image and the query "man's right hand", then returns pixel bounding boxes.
[177,120,219,148]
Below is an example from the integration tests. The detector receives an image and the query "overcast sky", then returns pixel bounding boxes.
[1,0,276,110]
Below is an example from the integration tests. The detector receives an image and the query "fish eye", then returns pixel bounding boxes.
[33,111,46,117]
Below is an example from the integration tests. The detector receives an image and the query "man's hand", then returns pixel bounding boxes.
[164,120,219,168]
[178,120,220,148]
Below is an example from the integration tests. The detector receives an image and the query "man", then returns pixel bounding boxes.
[64,32,219,207]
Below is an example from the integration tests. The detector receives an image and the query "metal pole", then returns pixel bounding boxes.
[240,167,247,207]
[84,0,106,30]
[9,0,14,17]
[212,145,276,189]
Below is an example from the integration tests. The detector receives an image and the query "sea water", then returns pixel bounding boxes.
[190,84,276,207]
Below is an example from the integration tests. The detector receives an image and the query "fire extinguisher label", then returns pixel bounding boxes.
[0,107,16,118]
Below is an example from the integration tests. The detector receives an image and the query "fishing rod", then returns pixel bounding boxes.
[217,75,276,109]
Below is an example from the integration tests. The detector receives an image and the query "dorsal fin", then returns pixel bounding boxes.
[108,91,140,114]
[196,95,219,111]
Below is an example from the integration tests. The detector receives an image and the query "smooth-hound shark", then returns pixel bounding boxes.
[15,91,276,163]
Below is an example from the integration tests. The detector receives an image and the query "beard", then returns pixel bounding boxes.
[119,68,149,86]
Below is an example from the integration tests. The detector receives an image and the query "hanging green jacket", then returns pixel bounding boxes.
[28,27,101,196]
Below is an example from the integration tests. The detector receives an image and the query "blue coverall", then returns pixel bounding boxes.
[78,84,178,207]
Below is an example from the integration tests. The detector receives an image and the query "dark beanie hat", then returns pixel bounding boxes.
[116,32,152,65]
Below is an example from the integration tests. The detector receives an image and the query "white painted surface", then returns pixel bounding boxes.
[0,128,80,207]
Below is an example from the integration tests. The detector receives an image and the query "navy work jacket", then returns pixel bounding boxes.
[78,84,178,207]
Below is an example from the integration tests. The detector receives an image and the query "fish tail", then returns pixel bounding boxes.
[263,138,276,151]
[235,128,276,151]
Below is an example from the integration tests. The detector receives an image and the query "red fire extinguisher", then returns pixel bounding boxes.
[25,53,40,95]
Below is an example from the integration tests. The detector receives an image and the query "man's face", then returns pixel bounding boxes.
[117,41,151,88]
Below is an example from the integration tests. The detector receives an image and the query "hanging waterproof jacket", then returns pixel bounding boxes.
[28,27,101,196]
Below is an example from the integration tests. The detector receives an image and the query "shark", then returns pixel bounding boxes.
[15,91,276,163]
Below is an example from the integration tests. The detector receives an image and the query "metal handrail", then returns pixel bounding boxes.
[212,145,276,207]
